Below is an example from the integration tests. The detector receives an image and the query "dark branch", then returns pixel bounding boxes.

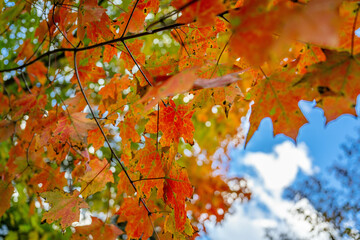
[0,23,184,73]
[73,50,152,216]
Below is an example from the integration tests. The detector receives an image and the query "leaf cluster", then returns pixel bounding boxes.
[0,0,359,239]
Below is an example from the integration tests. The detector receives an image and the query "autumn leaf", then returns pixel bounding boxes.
[0,120,15,142]
[172,0,226,26]
[246,64,307,143]
[52,112,97,148]
[29,167,67,193]
[282,0,341,47]
[78,0,108,41]
[163,164,193,231]
[296,45,326,74]
[146,100,195,146]
[141,68,248,110]
[11,90,47,119]
[79,158,114,199]
[163,215,195,239]
[229,0,285,65]
[298,51,360,122]
[73,217,123,240]
[87,128,107,150]
[41,190,89,229]
[0,178,14,218]
[3,0,360,238]
[140,67,199,110]
[337,2,360,54]
[133,138,165,198]
[116,198,155,240]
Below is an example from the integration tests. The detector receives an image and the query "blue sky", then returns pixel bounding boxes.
[244,97,360,169]
[201,97,360,240]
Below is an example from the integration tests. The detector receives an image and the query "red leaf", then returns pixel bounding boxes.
[41,190,89,229]
[164,165,193,231]
[116,198,155,240]
[79,158,113,199]
[0,174,14,218]
[74,217,123,240]
[146,100,195,146]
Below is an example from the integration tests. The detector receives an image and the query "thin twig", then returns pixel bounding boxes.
[259,66,268,79]
[73,50,152,216]
[52,4,76,48]
[122,40,168,107]
[121,0,140,38]
[21,72,32,93]
[156,103,160,152]
[146,0,199,31]
[79,161,110,196]
[148,214,160,240]
[26,134,36,167]
[121,40,153,86]
[0,5,241,73]
[210,33,232,79]
[173,28,190,57]
[0,23,184,73]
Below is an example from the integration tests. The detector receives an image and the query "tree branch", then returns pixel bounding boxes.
[0,23,184,73]
[73,50,152,216]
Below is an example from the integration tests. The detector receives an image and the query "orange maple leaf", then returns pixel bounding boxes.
[41,190,88,229]
[163,164,193,231]
[79,158,114,199]
[74,217,123,240]
[146,100,195,146]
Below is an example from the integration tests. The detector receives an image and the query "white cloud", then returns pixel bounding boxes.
[203,141,334,240]
[244,141,313,196]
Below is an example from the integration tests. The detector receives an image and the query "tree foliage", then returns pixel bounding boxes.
[284,130,360,240]
[0,0,359,239]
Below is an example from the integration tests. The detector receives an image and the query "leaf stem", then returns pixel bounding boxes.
[121,0,140,38]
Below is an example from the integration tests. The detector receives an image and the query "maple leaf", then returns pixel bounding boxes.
[133,138,165,198]
[229,0,284,65]
[87,128,106,150]
[0,120,15,142]
[140,67,199,109]
[116,198,156,240]
[163,215,195,239]
[29,167,67,193]
[282,0,341,47]
[230,0,341,65]
[73,217,123,240]
[118,106,142,147]
[41,190,89,229]
[298,51,360,122]
[118,0,159,34]
[28,61,47,85]
[246,64,307,143]
[0,177,14,218]
[163,164,193,231]
[78,0,107,40]
[98,74,133,114]
[5,0,360,238]
[337,2,360,54]
[296,45,326,74]
[52,112,97,148]
[146,100,195,146]
[79,158,114,199]
[120,40,146,73]
[172,0,226,26]
[174,20,227,70]
[11,90,47,119]
[140,68,247,110]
